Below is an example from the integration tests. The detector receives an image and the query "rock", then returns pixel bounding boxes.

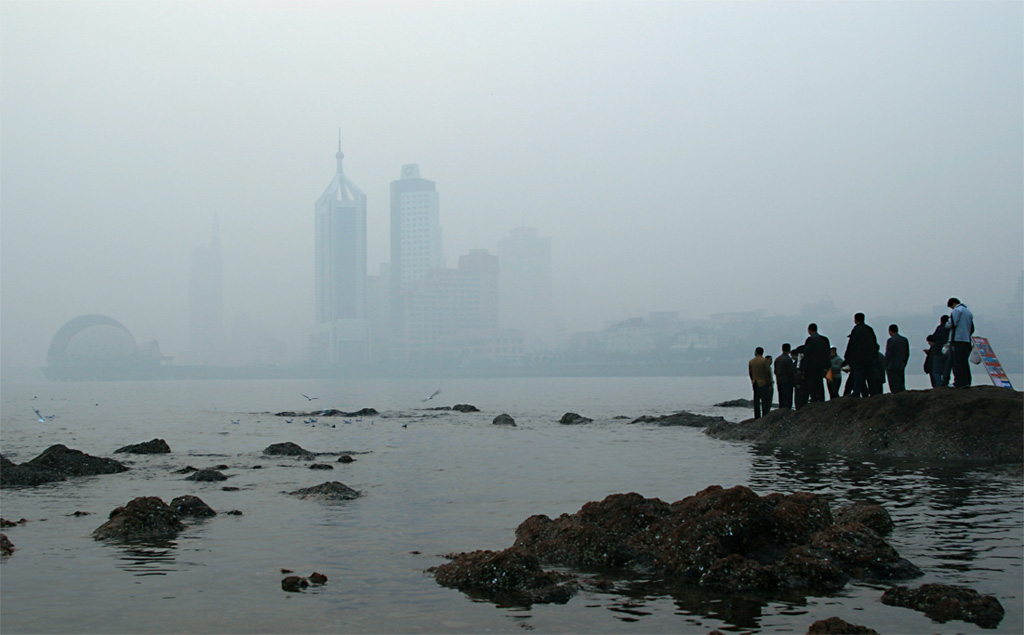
[25,444,129,478]
[559,412,592,425]
[263,442,316,460]
[92,496,185,541]
[0,454,65,487]
[452,404,480,412]
[1,518,26,527]
[506,486,919,594]
[630,411,726,427]
[833,503,893,536]
[881,583,1005,628]
[706,386,1023,462]
[1,533,14,556]
[309,463,334,470]
[714,399,755,408]
[432,546,578,606]
[289,481,360,501]
[309,572,328,585]
[806,617,879,634]
[493,414,516,426]
[281,576,308,592]
[170,495,216,518]
[275,408,378,418]
[173,465,198,474]
[337,455,355,463]
[185,469,227,482]
[114,439,171,454]
[225,510,243,516]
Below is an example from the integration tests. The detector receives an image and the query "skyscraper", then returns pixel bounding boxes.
[498,226,553,349]
[187,220,223,364]
[390,164,443,337]
[312,138,367,364]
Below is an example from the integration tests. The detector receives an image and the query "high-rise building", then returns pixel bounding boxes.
[498,226,552,349]
[311,138,367,364]
[390,164,443,337]
[187,220,224,364]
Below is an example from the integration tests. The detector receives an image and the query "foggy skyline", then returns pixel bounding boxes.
[2,1,1022,369]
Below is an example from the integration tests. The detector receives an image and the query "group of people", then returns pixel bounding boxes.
[747,298,975,419]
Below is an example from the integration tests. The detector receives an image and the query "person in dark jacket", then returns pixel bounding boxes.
[843,313,878,398]
[870,348,887,396]
[774,343,796,409]
[928,315,951,387]
[792,345,808,409]
[802,323,831,402]
[885,324,910,393]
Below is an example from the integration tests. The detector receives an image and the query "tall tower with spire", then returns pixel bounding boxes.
[312,136,367,364]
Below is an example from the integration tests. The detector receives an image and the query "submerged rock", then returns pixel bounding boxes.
[432,546,579,607]
[706,386,1023,462]
[263,442,316,460]
[337,455,355,463]
[806,617,879,634]
[281,575,308,592]
[493,414,516,426]
[185,469,227,482]
[114,439,171,454]
[559,412,592,425]
[92,496,185,541]
[630,411,726,427]
[881,583,1005,628]
[1,533,14,556]
[289,481,360,501]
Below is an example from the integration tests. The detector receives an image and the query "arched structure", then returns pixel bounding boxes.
[45,314,166,380]
[47,314,137,362]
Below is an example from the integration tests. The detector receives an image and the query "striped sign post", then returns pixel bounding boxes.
[971,336,1014,389]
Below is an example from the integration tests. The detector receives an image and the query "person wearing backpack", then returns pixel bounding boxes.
[947,297,974,388]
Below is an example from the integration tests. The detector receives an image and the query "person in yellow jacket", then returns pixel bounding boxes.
[748,347,773,419]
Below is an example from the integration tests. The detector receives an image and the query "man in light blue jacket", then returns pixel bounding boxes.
[947,297,974,388]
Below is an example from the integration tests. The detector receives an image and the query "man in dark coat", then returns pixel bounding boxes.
[843,313,878,398]
[885,323,910,393]
[774,343,796,409]
[802,323,831,402]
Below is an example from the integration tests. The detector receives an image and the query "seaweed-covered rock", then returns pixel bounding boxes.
[92,496,184,541]
[630,411,726,427]
[114,439,171,454]
[559,412,592,425]
[282,575,308,592]
[337,454,355,463]
[0,454,64,488]
[25,445,128,478]
[185,469,227,482]
[881,583,1005,628]
[806,617,879,634]
[309,463,334,470]
[433,546,578,606]
[1,533,14,556]
[452,404,480,413]
[714,399,756,408]
[833,502,894,536]
[309,572,328,584]
[289,481,360,501]
[263,442,316,460]
[706,386,1023,462]
[170,495,216,518]
[493,414,516,426]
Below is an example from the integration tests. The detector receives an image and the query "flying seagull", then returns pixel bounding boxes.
[422,389,441,402]
[33,408,45,422]
[301,394,319,401]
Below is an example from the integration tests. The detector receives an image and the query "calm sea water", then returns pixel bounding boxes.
[1,374,1021,634]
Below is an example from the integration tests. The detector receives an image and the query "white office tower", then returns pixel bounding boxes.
[187,220,224,364]
[389,164,443,340]
[498,226,553,350]
[311,139,368,365]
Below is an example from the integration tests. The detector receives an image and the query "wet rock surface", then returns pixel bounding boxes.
[432,546,579,607]
[1,454,65,487]
[263,442,316,460]
[92,496,186,541]
[493,414,516,426]
[281,575,308,592]
[434,485,922,606]
[559,412,592,425]
[170,495,217,518]
[881,582,1005,628]
[833,503,893,536]
[1,533,14,556]
[630,411,727,427]
[274,408,378,418]
[706,386,1023,462]
[806,616,879,634]
[289,481,360,501]
[114,438,171,454]
[714,399,755,408]
[3,445,129,487]
[185,469,227,482]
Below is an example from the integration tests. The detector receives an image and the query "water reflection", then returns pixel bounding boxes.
[108,538,179,576]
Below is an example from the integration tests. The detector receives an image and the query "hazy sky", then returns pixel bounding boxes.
[2,1,1022,368]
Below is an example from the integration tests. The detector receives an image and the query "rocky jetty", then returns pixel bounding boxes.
[630,411,726,427]
[263,442,316,460]
[92,496,186,540]
[433,485,920,606]
[559,412,592,425]
[2,445,129,488]
[881,583,1005,628]
[114,439,171,454]
[493,414,516,426]
[289,481,360,501]
[706,386,1023,462]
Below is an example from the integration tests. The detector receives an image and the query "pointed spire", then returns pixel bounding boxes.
[335,128,344,175]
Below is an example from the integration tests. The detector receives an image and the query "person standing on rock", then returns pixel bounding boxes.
[885,324,910,393]
[827,347,844,399]
[843,313,878,397]
[774,343,796,409]
[802,323,831,403]
[947,297,974,388]
[792,346,808,409]
[748,347,773,419]
[928,315,952,387]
